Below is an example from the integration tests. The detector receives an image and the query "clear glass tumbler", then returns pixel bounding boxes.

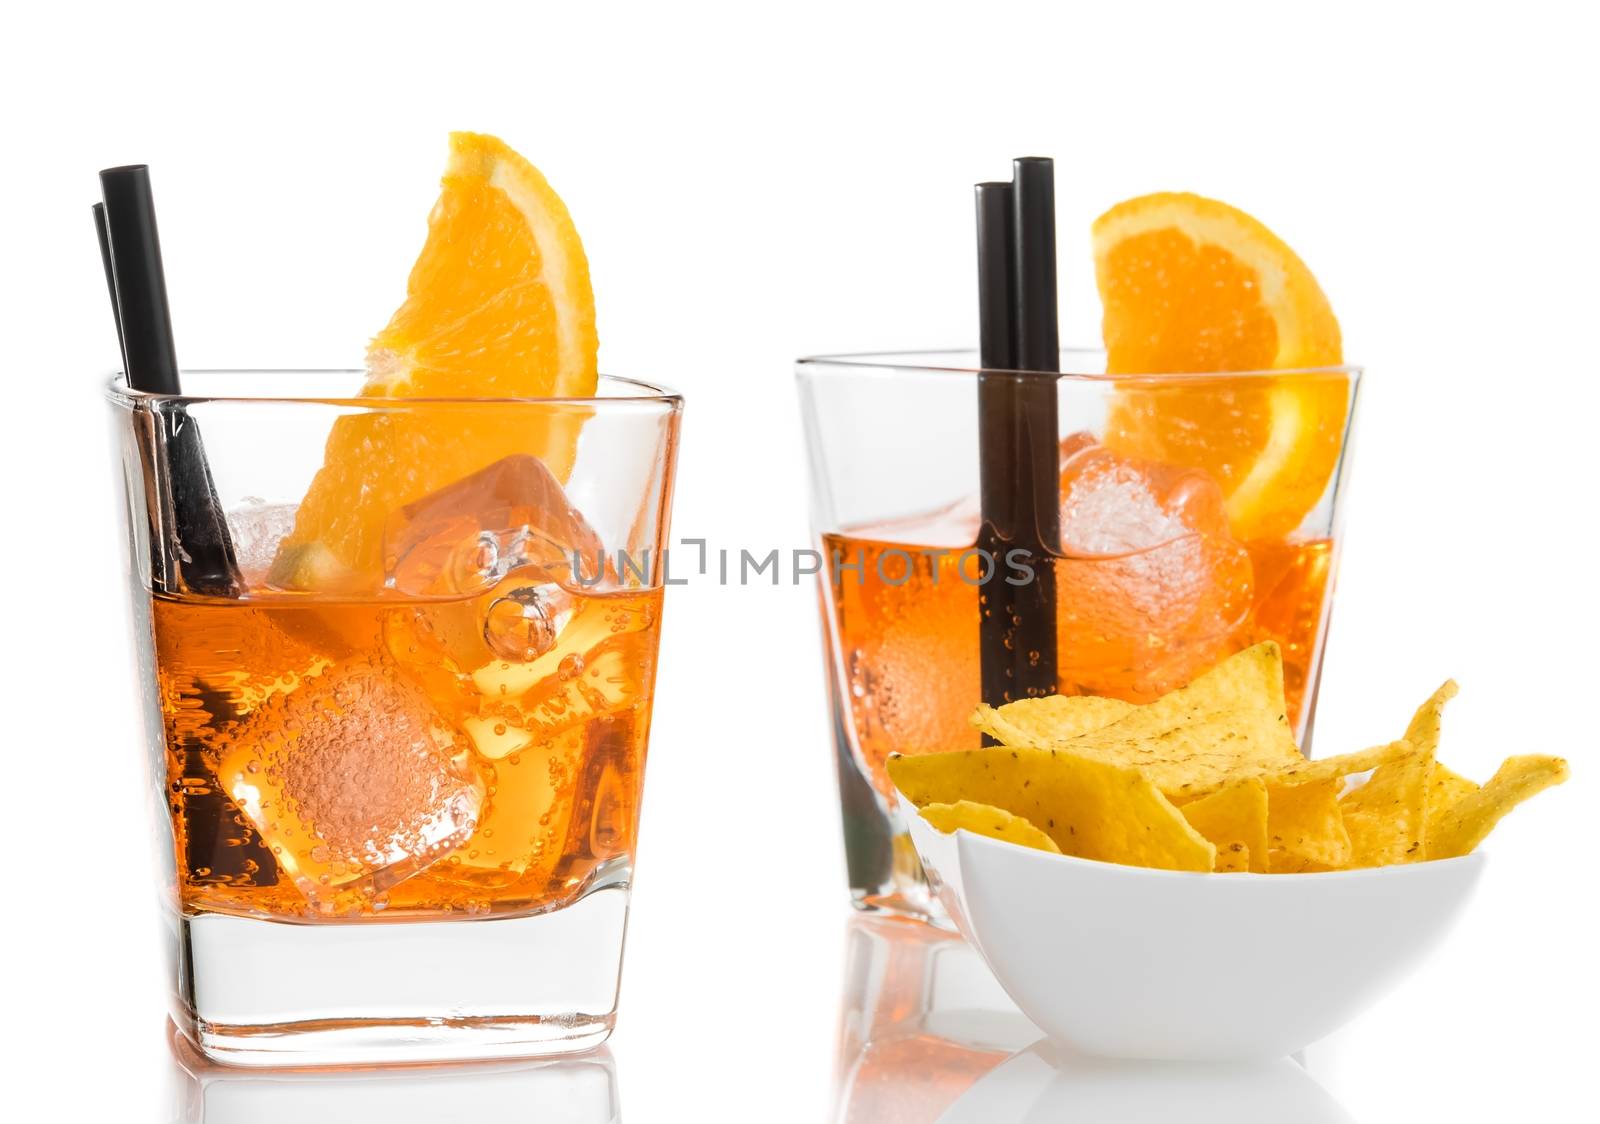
[797,350,1360,916]
[110,370,681,1066]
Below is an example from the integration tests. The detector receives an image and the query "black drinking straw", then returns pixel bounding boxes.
[99,165,240,596]
[975,184,1016,370]
[974,160,1061,715]
[99,167,181,394]
[1011,158,1062,375]
[92,203,129,375]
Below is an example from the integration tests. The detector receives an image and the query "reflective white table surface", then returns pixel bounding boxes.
[146,902,1591,1123]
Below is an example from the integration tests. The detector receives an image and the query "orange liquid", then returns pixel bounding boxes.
[150,577,662,921]
[822,525,1332,797]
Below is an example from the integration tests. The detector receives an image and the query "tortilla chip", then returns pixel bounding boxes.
[1167,641,1292,712]
[967,644,1302,798]
[972,694,1135,746]
[1267,779,1350,871]
[1254,740,1414,788]
[1404,679,1459,755]
[1427,755,1570,859]
[919,800,1062,854]
[1215,843,1251,872]
[887,748,1216,872]
[1177,777,1269,873]
[1081,707,1305,797]
[1424,762,1479,829]
[1341,743,1430,867]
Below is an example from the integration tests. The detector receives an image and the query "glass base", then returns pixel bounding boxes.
[170,866,630,1068]
[850,881,953,930]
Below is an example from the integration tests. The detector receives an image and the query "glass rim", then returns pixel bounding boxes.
[795,347,1361,382]
[105,369,684,409]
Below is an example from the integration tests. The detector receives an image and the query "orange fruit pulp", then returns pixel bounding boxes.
[270,132,597,591]
[1092,192,1348,541]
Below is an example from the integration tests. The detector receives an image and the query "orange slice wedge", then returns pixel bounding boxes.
[1093,192,1346,540]
[271,132,597,589]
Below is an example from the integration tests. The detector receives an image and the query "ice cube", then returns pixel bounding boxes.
[384,455,605,597]
[431,590,659,887]
[226,499,300,586]
[215,657,483,913]
[1056,435,1254,700]
[367,579,632,888]
[1059,435,1192,555]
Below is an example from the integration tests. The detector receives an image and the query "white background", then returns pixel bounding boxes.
[2,2,1597,1120]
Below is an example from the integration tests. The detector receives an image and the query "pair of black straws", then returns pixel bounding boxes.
[974,157,1062,711]
[96,166,238,594]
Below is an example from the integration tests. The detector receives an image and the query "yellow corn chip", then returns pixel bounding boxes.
[1427,755,1570,859]
[887,748,1216,872]
[1341,743,1430,867]
[971,644,1302,798]
[1254,740,1414,788]
[972,694,1135,746]
[915,653,1563,876]
[919,800,1062,854]
[1177,777,1269,873]
[1425,761,1479,828]
[1072,707,1304,798]
[1267,779,1350,871]
[1404,679,1459,755]
[1398,680,1473,852]
[1165,641,1292,712]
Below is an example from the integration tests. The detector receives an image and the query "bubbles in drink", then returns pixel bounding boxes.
[215,657,483,912]
[483,585,569,662]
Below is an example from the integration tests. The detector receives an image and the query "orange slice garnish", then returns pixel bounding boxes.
[272,133,597,589]
[1093,192,1346,541]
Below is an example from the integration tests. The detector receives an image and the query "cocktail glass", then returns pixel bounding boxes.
[110,370,681,1066]
[797,350,1359,916]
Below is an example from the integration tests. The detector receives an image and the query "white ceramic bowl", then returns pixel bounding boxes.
[903,796,1485,1061]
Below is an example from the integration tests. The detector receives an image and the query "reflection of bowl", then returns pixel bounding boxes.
[902,796,1485,1061]
[939,1038,1357,1124]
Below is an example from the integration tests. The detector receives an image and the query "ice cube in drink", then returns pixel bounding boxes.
[214,658,482,914]
[1055,433,1254,700]
[385,453,604,598]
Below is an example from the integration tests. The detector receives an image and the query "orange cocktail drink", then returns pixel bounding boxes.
[112,133,682,1066]
[799,192,1359,915]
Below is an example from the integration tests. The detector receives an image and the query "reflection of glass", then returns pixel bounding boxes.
[798,351,1359,915]
[833,918,1359,1124]
[832,916,1038,1123]
[112,371,681,1065]
[167,1024,621,1123]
